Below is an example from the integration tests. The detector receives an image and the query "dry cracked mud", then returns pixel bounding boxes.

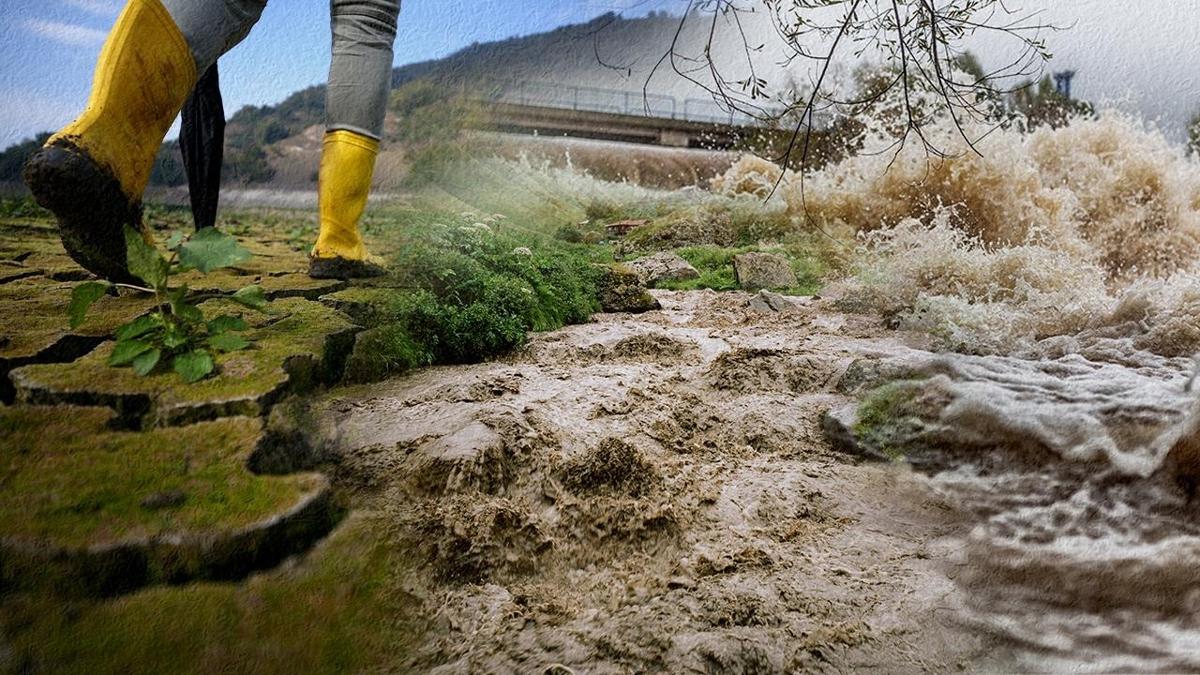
[300,289,1011,673]
[0,219,357,595]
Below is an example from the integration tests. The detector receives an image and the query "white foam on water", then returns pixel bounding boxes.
[928,352,1196,477]
[712,101,1200,357]
[749,99,1200,668]
[879,349,1200,670]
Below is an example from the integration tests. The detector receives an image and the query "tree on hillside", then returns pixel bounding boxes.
[0,133,51,183]
[1008,73,1092,129]
[649,0,1057,187]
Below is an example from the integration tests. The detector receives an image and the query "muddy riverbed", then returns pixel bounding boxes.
[294,290,1041,673]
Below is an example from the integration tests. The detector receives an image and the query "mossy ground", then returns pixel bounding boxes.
[1,514,423,675]
[0,407,319,548]
[11,297,357,426]
[0,227,155,372]
[0,277,152,361]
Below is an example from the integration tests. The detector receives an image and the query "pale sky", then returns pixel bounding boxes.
[0,0,1197,147]
[969,0,1200,142]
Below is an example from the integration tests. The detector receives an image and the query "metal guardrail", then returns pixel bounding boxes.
[481,80,831,129]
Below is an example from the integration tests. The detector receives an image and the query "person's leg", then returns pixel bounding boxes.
[162,0,268,74]
[309,0,400,280]
[24,0,266,282]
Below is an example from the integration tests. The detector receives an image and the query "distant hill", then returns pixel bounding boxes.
[215,10,726,183]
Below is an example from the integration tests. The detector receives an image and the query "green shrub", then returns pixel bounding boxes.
[342,323,432,384]
[344,215,603,382]
[556,223,584,243]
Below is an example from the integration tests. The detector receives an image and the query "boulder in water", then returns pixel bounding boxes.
[733,252,796,290]
[597,264,660,314]
[625,251,700,287]
[748,289,797,314]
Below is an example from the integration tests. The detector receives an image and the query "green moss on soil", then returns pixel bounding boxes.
[341,323,433,384]
[322,287,508,383]
[852,381,932,461]
[0,279,154,360]
[0,514,422,675]
[10,297,358,426]
[318,286,404,324]
[189,269,346,301]
[0,406,320,548]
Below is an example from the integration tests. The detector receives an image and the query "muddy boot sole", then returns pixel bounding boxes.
[308,256,388,280]
[23,140,145,284]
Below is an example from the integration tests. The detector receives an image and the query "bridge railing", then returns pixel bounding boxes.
[487,80,676,119]
[480,80,832,130]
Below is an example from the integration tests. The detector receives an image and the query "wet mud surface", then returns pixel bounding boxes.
[308,290,1012,673]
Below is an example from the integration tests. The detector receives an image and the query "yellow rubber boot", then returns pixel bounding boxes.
[309,130,387,279]
[23,0,197,283]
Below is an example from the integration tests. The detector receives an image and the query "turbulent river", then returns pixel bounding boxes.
[837,346,1200,671]
[295,103,1200,670]
[769,105,1200,671]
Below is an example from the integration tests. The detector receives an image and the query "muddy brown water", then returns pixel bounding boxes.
[298,290,1051,673]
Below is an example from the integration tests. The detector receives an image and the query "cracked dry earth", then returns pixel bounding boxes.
[307,290,1011,673]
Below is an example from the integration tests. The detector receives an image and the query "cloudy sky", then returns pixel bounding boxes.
[1,0,1198,148]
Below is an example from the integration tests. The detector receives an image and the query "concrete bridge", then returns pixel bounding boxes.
[472,80,832,150]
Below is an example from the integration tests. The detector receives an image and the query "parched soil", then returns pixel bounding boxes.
[307,290,1012,673]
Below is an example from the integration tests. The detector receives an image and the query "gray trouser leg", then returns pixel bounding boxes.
[327,0,400,140]
[160,0,268,73]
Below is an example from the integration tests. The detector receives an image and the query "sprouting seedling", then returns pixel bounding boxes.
[68,226,269,383]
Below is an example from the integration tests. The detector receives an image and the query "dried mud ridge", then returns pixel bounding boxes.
[1,475,341,599]
[304,290,1001,673]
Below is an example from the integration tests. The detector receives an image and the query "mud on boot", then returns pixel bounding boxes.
[308,255,388,280]
[23,0,199,282]
[24,139,146,284]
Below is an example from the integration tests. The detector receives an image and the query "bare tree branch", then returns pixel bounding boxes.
[646,0,1058,191]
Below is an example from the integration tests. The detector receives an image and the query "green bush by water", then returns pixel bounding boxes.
[343,213,605,382]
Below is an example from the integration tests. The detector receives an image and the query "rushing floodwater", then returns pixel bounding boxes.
[735,100,1200,670]
[861,346,1200,671]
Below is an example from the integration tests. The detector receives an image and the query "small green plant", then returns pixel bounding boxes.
[69,226,268,383]
[853,381,930,461]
